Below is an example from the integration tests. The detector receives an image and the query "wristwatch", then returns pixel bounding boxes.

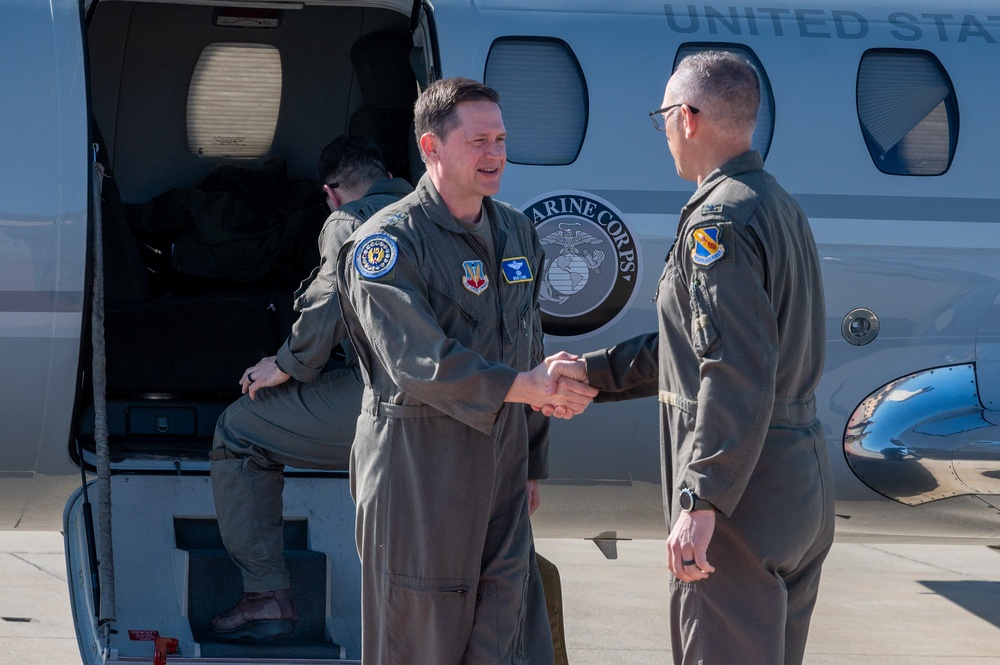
[678,487,715,513]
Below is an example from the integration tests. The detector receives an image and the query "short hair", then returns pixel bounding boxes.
[413,77,501,146]
[317,135,387,192]
[672,51,760,137]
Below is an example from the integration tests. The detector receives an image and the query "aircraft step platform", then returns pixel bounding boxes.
[177,518,344,660]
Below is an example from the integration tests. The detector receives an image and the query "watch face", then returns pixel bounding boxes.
[679,489,694,512]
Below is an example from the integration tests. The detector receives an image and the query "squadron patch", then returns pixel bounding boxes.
[354,232,397,279]
[501,257,533,284]
[691,225,725,268]
[462,260,490,295]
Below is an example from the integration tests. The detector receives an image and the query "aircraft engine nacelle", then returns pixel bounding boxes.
[844,364,1000,506]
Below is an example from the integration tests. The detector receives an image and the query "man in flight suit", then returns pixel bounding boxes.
[336,77,597,664]
[572,51,835,664]
[208,136,413,639]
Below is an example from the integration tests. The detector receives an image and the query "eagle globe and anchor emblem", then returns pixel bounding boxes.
[523,191,642,338]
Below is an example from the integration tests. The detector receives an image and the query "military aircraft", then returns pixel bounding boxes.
[2,0,999,662]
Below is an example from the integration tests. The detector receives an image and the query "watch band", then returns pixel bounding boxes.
[679,487,715,512]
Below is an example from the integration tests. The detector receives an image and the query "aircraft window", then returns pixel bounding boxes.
[187,43,281,158]
[484,38,587,165]
[857,50,957,176]
[674,44,774,160]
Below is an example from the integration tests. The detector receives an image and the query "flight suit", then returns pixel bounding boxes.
[584,151,835,665]
[337,174,550,665]
[210,177,413,593]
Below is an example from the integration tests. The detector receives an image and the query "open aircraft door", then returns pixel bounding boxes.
[0,0,89,529]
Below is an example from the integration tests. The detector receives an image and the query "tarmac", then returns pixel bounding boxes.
[3,531,1000,664]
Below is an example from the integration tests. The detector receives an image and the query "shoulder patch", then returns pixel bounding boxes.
[690,225,725,268]
[354,232,397,279]
[383,212,408,225]
[702,203,724,215]
[501,256,534,284]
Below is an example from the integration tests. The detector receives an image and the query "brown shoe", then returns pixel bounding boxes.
[208,589,297,640]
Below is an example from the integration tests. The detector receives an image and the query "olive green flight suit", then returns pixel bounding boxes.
[584,152,835,665]
[210,178,412,593]
[337,174,551,665]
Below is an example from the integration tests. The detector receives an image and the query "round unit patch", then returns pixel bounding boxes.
[522,191,642,338]
[354,232,397,279]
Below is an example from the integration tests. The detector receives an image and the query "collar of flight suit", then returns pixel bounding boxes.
[673,150,763,253]
[413,172,505,236]
[361,176,415,202]
[690,150,763,206]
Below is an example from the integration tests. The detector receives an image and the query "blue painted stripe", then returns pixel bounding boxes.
[590,190,1000,223]
[0,291,83,313]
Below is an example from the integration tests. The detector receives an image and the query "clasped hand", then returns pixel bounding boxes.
[506,351,597,420]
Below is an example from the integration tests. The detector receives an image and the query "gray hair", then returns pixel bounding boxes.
[672,51,760,138]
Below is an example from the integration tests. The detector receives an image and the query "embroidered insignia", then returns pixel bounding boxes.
[702,203,724,215]
[354,233,397,279]
[383,212,408,225]
[691,226,725,267]
[501,256,533,284]
[462,260,490,295]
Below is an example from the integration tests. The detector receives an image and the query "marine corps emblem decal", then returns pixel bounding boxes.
[522,191,642,338]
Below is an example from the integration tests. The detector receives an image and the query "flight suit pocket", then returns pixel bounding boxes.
[386,574,475,665]
[690,277,720,357]
[510,571,531,663]
[512,298,535,369]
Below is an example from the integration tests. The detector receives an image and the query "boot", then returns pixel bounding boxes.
[208,588,297,640]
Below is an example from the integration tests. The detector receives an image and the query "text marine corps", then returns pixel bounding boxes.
[524,192,641,338]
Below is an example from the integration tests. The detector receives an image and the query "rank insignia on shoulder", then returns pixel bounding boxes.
[691,225,725,268]
[383,212,408,225]
[463,259,490,295]
[501,256,533,284]
[354,232,397,279]
[702,203,724,215]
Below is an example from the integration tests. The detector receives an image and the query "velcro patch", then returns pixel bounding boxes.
[354,232,397,279]
[501,256,533,284]
[691,225,725,267]
[463,260,490,295]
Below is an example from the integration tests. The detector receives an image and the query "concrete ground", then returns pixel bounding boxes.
[3,531,1000,664]
[537,538,1000,664]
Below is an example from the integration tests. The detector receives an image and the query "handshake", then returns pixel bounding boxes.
[507,351,598,420]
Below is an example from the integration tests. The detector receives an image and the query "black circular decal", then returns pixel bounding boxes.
[523,191,642,338]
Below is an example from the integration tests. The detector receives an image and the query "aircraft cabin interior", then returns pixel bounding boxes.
[75,1,429,660]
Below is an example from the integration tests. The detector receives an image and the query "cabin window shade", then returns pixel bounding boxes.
[484,38,587,165]
[187,43,282,158]
[857,50,957,176]
[674,44,774,160]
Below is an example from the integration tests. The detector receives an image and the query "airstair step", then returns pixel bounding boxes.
[176,518,342,660]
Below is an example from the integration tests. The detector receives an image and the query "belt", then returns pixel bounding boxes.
[770,396,817,426]
[361,387,447,419]
[658,391,816,426]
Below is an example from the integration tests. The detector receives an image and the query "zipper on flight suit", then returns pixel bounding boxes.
[653,235,679,304]
[464,229,509,348]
